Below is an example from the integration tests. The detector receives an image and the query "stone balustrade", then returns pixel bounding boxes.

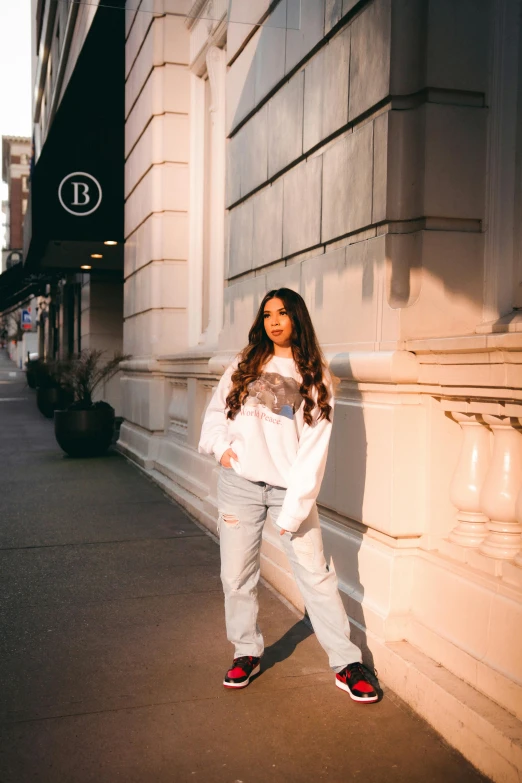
[447,408,522,567]
[121,344,522,585]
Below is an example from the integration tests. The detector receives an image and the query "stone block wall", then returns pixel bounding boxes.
[224,0,490,350]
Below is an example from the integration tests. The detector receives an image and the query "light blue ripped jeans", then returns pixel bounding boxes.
[217,467,362,672]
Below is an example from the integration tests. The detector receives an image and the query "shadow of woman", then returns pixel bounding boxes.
[260,619,314,673]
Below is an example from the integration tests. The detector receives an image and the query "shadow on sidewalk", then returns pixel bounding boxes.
[260,620,314,673]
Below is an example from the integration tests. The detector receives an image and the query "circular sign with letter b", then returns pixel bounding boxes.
[58,172,103,216]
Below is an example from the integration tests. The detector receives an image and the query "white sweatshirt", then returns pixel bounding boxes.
[198,354,334,533]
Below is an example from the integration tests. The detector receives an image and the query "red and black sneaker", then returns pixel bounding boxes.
[223,656,261,689]
[335,662,380,703]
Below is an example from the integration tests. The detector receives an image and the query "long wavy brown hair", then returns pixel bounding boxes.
[226,289,332,426]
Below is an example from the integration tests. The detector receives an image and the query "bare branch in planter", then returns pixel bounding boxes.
[60,349,131,409]
[1,310,24,343]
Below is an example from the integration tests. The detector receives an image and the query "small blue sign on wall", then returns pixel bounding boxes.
[21,308,32,330]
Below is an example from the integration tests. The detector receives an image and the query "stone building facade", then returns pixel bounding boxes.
[1,136,34,367]
[1,136,31,257]
[119,1,522,779]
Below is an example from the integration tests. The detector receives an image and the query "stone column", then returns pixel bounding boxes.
[514,488,522,568]
[513,415,522,567]
[482,0,520,320]
[187,44,226,349]
[204,45,226,347]
[120,4,191,460]
[124,6,190,360]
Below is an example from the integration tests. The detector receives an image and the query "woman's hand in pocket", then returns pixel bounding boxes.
[220,448,238,468]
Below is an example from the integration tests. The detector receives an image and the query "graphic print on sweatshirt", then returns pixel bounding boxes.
[245,372,303,420]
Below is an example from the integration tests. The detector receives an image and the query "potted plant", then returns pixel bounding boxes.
[35,360,74,418]
[54,349,130,458]
[25,357,40,389]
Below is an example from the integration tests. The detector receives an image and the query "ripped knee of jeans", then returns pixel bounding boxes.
[219,512,240,530]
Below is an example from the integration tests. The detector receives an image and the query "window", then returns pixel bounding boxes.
[22,199,28,215]
[22,176,28,191]
[20,155,28,166]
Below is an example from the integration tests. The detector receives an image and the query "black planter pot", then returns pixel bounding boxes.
[26,369,37,389]
[36,386,74,418]
[54,406,115,458]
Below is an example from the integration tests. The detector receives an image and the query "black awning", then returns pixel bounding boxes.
[0,263,43,312]
[24,2,125,271]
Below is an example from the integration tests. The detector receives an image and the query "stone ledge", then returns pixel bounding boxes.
[408,613,522,726]
[120,349,214,376]
[375,640,522,783]
[209,350,420,383]
[407,331,522,354]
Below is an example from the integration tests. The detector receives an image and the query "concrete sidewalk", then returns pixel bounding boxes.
[0,351,489,783]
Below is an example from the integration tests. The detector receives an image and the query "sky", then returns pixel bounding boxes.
[0,0,32,248]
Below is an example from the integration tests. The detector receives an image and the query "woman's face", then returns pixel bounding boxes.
[263,297,293,348]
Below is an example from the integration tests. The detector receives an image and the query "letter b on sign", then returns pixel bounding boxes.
[58,172,102,216]
[72,181,90,206]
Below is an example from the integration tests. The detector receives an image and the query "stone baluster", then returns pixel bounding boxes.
[479,416,522,559]
[513,418,522,568]
[514,489,522,568]
[448,413,490,547]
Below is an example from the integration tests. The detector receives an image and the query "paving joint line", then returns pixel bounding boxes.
[0,532,207,552]
[0,588,224,613]
[0,679,342,727]
[0,592,223,616]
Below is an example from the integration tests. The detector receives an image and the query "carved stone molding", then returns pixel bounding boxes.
[210,350,419,383]
[188,0,227,65]
[206,45,226,114]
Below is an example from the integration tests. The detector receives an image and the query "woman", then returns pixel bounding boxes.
[198,288,379,703]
